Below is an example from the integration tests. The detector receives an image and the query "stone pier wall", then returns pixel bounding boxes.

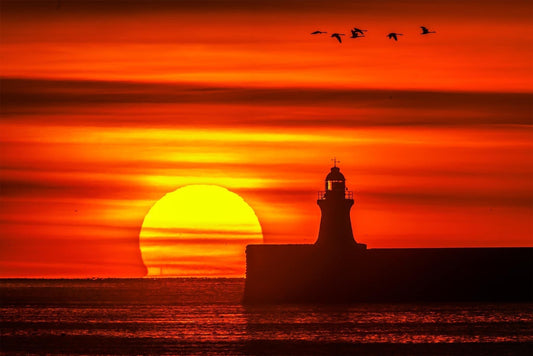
[243,245,533,303]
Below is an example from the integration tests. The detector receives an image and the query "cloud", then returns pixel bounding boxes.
[360,190,533,208]
[3,0,530,20]
[2,77,531,128]
[0,176,146,199]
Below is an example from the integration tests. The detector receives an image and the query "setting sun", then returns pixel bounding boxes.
[139,185,263,277]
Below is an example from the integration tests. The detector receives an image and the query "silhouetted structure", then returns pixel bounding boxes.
[315,163,364,250]
[244,164,533,304]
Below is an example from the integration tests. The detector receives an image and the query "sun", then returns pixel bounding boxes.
[139,185,263,277]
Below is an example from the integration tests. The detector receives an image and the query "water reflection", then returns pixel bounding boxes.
[2,279,532,354]
[242,303,533,344]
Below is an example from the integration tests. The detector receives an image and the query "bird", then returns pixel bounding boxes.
[350,29,365,39]
[311,30,327,35]
[331,33,345,43]
[387,32,403,41]
[352,27,367,35]
[420,26,436,35]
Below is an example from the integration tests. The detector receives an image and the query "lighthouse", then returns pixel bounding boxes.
[315,160,362,249]
[244,160,531,304]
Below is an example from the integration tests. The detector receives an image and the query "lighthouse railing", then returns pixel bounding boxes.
[317,191,353,200]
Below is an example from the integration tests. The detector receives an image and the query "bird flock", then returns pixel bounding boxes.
[312,26,436,43]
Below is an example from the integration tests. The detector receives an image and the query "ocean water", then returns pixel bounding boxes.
[1,279,532,355]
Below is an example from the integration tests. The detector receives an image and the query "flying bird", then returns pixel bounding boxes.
[420,26,436,35]
[311,30,327,35]
[387,32,403,41]
[350,29,366,39]
[331,33,345,43]
[351,27,367,35]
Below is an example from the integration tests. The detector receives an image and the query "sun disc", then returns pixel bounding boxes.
[139,185,263,277]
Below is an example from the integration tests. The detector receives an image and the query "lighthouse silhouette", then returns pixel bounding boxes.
[315,161,358,249]
[243,160,532,304]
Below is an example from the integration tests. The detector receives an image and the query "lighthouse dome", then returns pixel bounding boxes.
[324,166,346,192]
[325,167,345,181]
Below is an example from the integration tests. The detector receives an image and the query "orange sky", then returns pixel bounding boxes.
[0,0,532,277]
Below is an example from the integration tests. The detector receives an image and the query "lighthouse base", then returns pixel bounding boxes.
[243,245,533,304]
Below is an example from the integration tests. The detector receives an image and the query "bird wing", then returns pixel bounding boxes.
[333,34,342,43]
[392,33,397,41]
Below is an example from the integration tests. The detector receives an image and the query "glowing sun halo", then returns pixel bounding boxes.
[139,185,263,277]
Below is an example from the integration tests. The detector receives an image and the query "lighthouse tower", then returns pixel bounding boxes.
[315,160,362,249]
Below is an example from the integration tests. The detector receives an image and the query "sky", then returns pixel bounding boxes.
[0,0,532,277]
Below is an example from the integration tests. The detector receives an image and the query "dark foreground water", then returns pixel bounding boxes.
[1,279,532,355]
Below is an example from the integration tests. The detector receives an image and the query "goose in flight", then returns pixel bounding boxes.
[420,26,436,35]
[331,33,345,43]
[311,30,327,35]
[352,27,367,35]
[350,29,366,38]
[387,32,403,41]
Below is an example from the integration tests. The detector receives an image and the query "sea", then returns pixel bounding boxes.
[1,278,532,355]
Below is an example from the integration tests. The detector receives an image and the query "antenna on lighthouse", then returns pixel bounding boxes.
[331,157,340,167]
